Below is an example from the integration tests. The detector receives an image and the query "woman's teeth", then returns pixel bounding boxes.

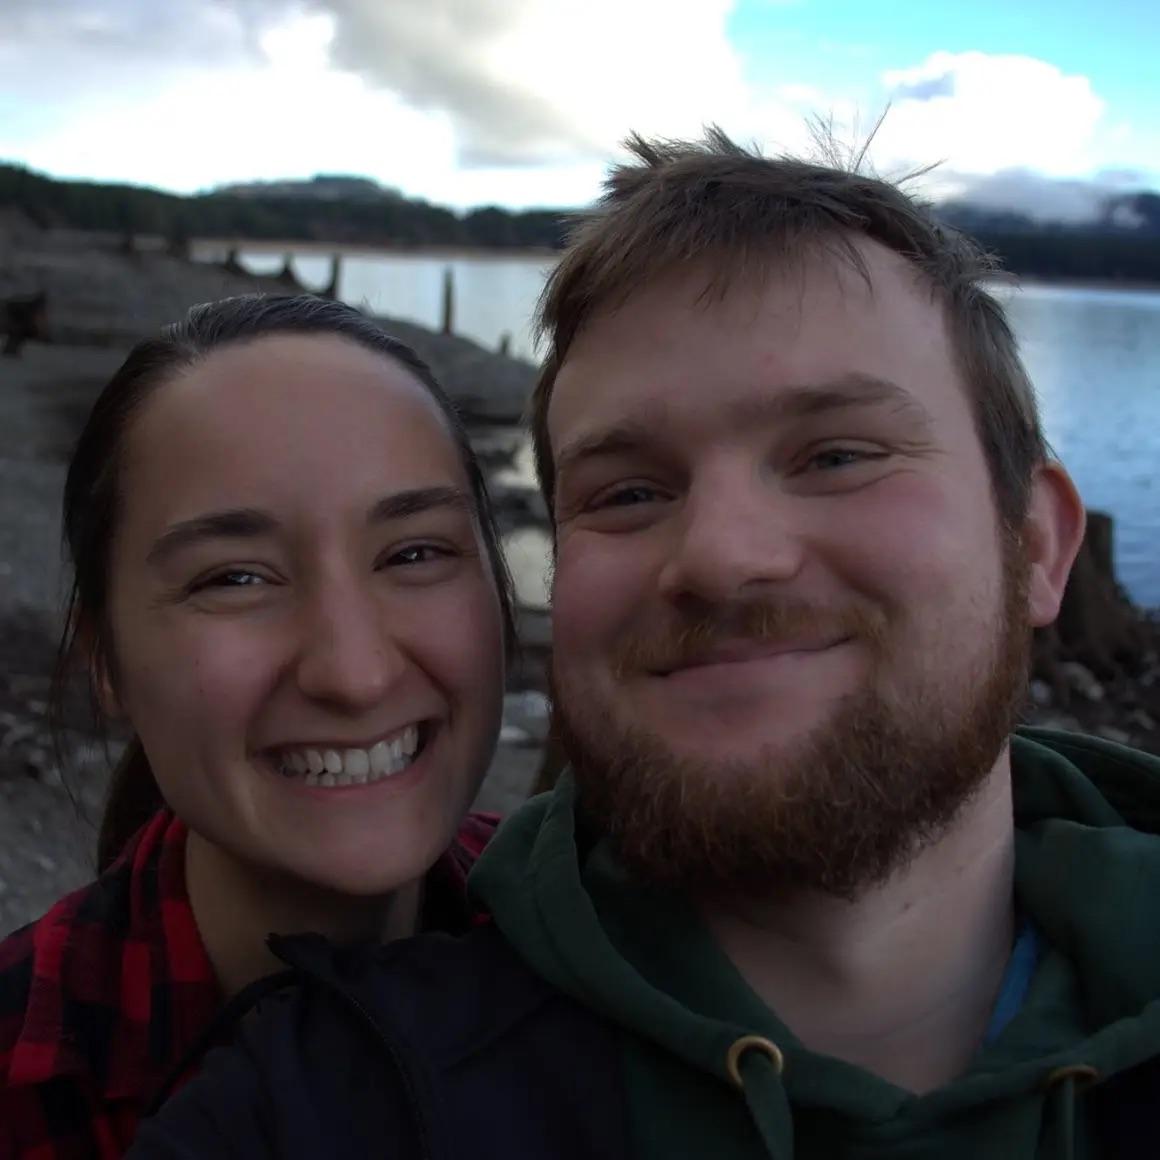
[278,724,421,788]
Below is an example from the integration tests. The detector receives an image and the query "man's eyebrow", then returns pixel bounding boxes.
[366,486,473,525]
[554,423,660,484]
[554,373,932,482]
[146,509,279,567]
[729,373,934,429]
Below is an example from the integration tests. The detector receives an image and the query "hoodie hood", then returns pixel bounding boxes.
[470,729,1160,1159]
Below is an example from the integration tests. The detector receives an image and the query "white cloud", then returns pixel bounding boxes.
[310,0,750,166]
[872,51,1106,178]
[0,0,755,200]
[0,8,456,196]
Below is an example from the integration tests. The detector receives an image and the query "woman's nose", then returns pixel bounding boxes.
[294,585,406,710]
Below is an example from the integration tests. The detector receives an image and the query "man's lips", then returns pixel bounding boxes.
[653,636,851,676]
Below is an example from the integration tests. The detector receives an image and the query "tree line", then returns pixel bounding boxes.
[0,165,566,250]
[3,162,1160,282]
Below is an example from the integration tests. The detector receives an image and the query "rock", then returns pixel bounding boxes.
[499,723,536,747]
[1130,709,1157,733]
[1031,713,1085,733]
[1029,679,1053,708]
[1060,662,1105,703]
[490,482,550,528]
[516,606,552,651]
[1096,725,1134,746]
[1,720,38,749]
[503,690,551,742]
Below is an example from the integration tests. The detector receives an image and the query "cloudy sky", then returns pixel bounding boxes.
[1,0,1158,218]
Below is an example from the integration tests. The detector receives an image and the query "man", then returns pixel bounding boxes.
[130,132,1160,1159]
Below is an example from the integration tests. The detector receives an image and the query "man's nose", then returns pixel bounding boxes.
[656,468,805,606]
[294,582,406,711]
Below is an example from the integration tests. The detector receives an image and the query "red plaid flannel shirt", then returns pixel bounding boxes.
[0,808,499,1159]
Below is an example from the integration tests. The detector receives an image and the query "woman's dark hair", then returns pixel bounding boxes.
[51,294,516,872]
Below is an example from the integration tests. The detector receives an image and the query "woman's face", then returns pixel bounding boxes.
[104,333,505,896]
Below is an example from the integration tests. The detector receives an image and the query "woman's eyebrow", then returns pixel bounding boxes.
[366,486,472,525]
[146,509,278,567]
[146,488,473,568]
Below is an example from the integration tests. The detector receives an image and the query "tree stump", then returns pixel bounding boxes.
[1032,510,1153,703]
[2,292,49,357]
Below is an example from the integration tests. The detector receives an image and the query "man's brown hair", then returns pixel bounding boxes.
[530,127,1047,527]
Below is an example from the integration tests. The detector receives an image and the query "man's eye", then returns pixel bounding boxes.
[806,448,883,471]
[593,485,661,509]
[198,570,267,589]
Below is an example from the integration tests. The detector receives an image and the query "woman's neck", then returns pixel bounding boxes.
[184,828,424,997]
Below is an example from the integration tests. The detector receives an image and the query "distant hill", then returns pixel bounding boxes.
[939,192,1160,238]
[0,163,566,251]
[212,175,404,202]
[2,162,1159,282]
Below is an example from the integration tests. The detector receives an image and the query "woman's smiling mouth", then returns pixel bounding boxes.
[268,722,427,788]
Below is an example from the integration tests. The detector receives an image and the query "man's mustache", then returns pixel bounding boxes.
[611,600,887,677]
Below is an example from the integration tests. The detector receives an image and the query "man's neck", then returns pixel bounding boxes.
[185,831,424,997]
[699,763,1016,1094]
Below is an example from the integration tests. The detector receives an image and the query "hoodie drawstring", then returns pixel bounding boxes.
[728,1036,793,1159]
[1042,1064,1100,1160]
[726,1042,1104,1160]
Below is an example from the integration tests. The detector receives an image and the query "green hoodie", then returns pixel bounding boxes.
[470,729,1160,1159]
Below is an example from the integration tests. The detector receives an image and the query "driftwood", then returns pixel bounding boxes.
[320,255,342,300]
[275,255,304,291]
[167,231,191,261]
[221,248,248,277]
[2,291,49,357]
[531,509,1153,790]
[441,267,455,335]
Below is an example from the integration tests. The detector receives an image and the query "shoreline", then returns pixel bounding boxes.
[191,239,1160,293]
[998,273,1160,295]
[190,237,560,264]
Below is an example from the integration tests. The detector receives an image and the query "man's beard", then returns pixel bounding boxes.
[551,541,1031,901]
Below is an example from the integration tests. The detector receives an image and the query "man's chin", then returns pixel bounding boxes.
[614,702,834,763]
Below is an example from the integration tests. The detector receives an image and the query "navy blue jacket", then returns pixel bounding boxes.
[128,925,628,1160]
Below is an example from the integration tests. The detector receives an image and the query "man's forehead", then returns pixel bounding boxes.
[547,247,954,450]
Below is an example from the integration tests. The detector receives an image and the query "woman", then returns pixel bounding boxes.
[0,294,515,1159]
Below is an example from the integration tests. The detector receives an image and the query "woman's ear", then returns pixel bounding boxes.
[1022,461,1087,628]
[77,622,122,720]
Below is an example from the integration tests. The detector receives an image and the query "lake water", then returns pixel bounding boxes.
[197,244,1160,608]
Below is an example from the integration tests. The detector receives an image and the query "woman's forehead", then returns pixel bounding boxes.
[118,334,467,525]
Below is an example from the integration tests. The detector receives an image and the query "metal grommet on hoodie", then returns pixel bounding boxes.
[1042,1063,1101,1092]
[726,1035,785,1088]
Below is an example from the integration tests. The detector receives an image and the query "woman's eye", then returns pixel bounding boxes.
[385,544,452,567]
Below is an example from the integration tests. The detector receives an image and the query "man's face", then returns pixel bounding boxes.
[546,241,1033,896]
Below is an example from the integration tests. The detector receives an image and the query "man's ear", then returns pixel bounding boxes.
[1022,461,1086,628]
